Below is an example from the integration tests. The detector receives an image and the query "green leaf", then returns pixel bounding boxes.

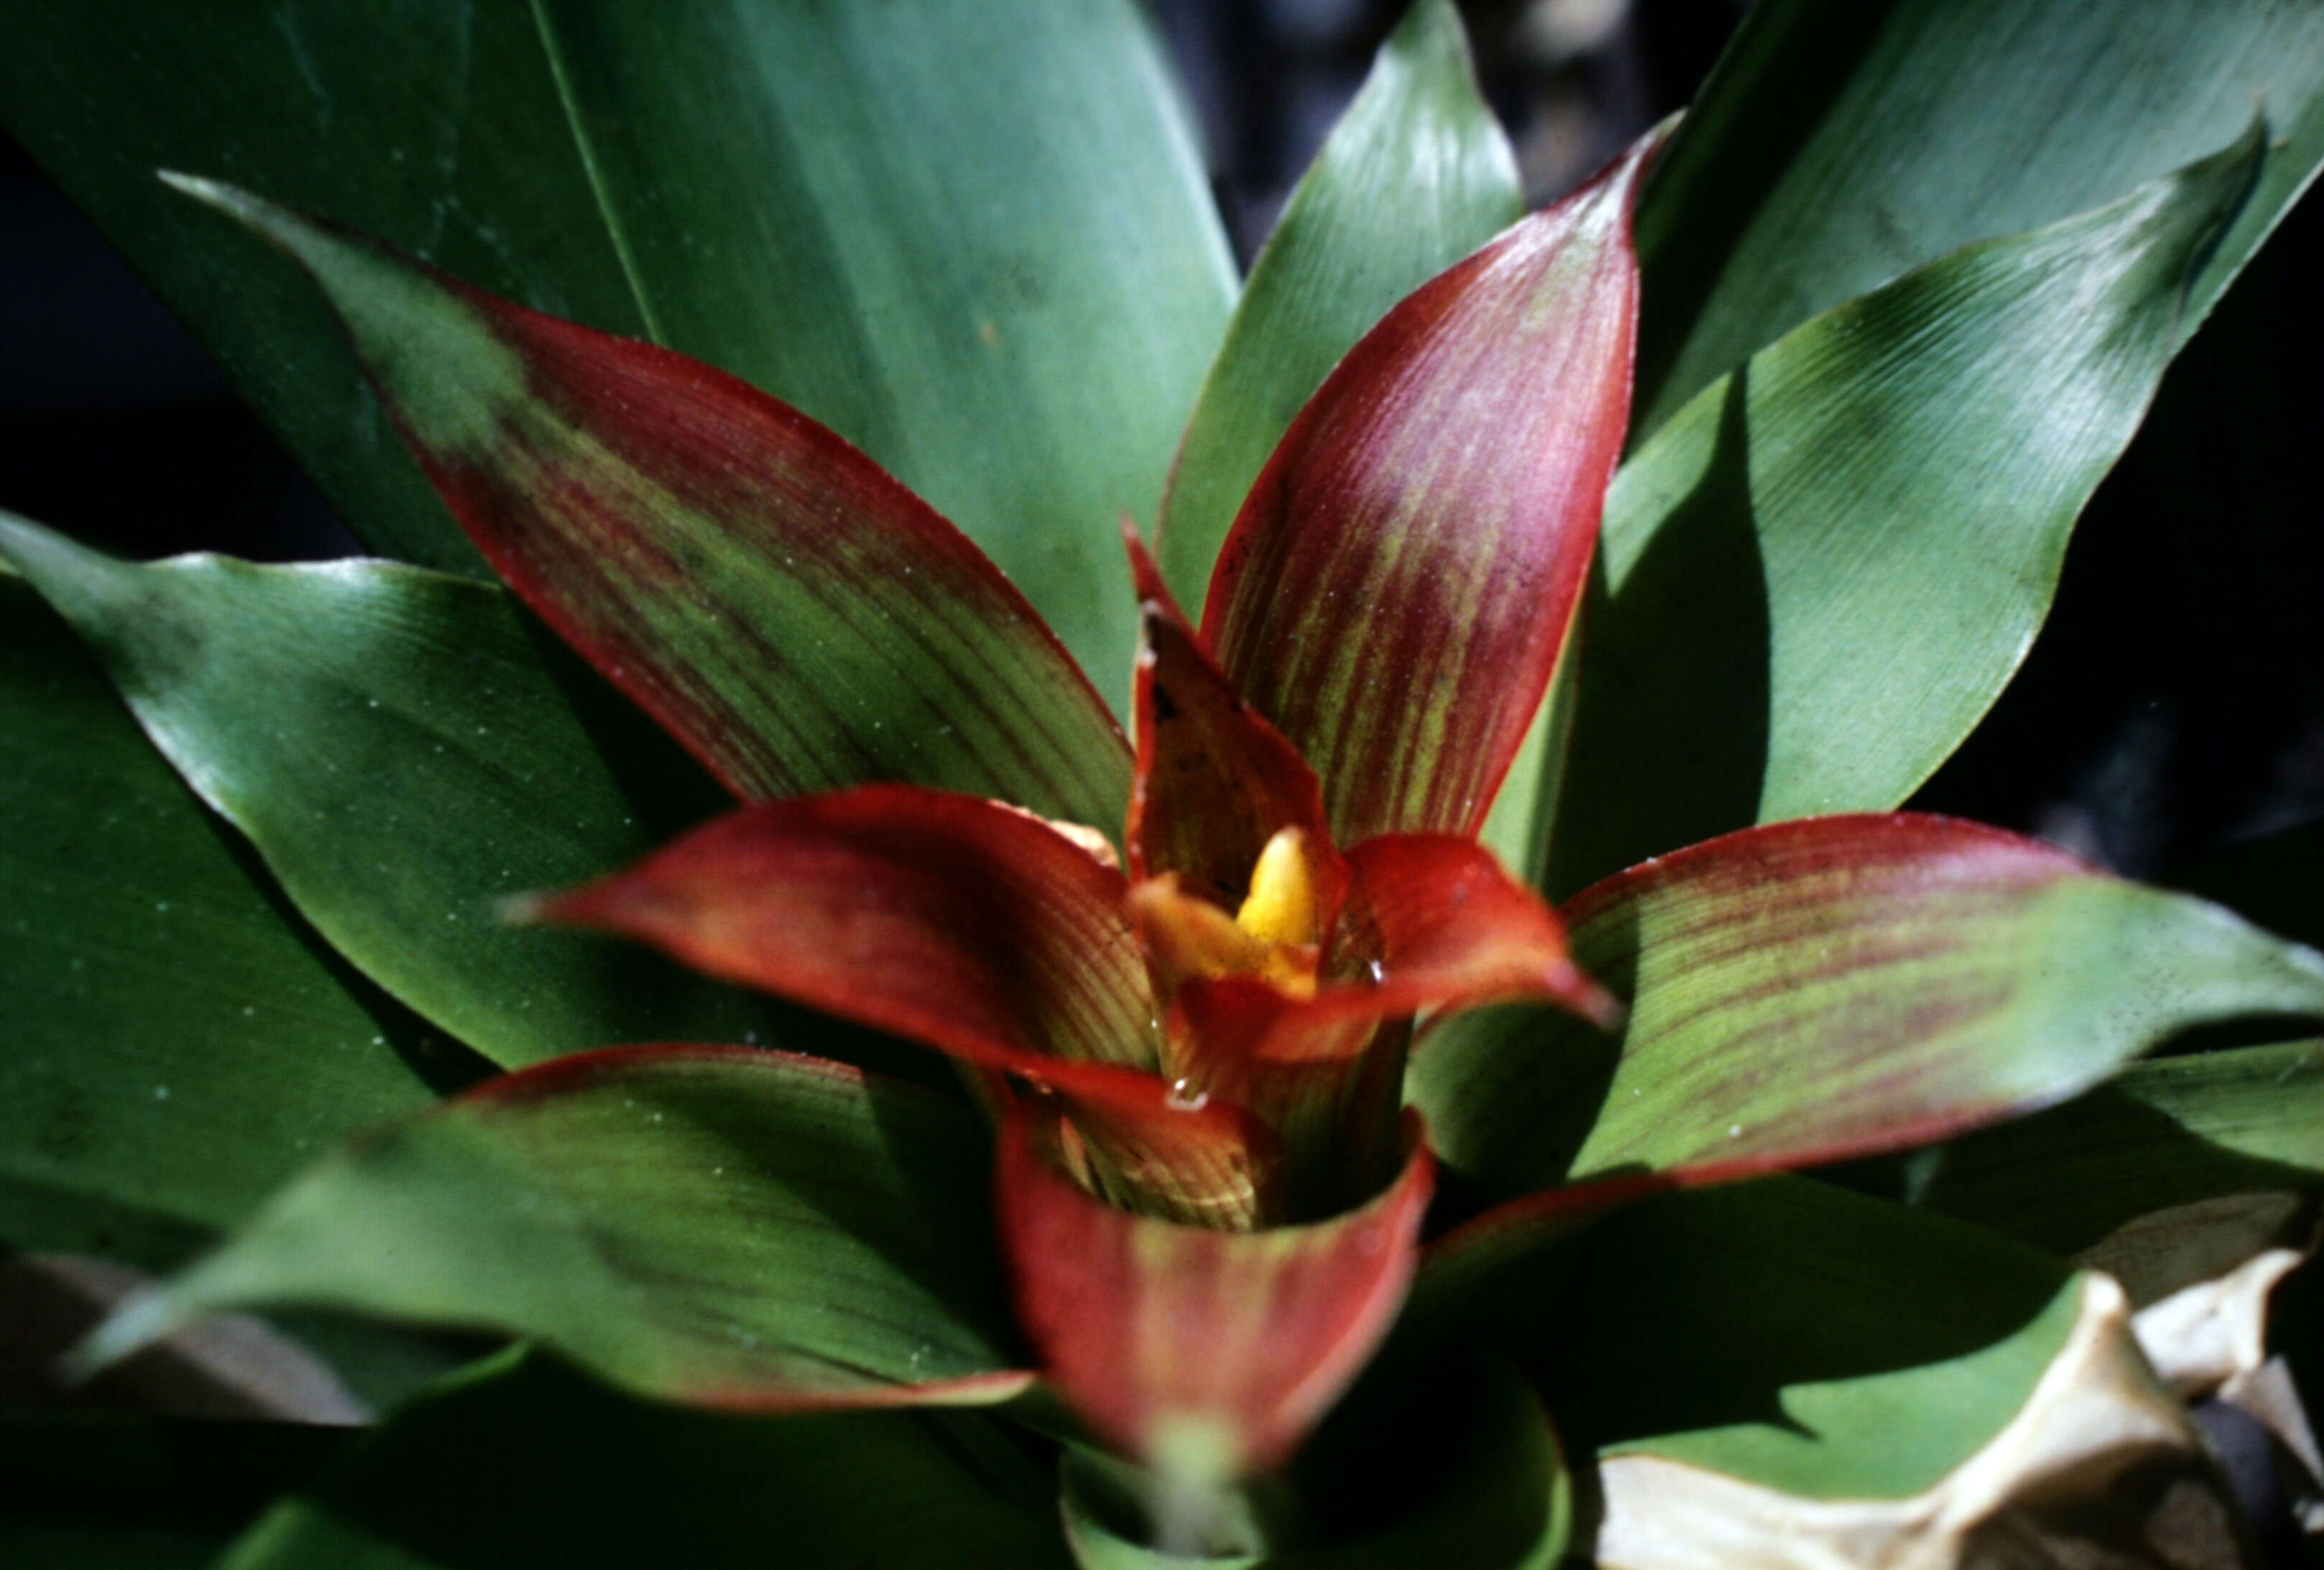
[1416,816,2324,1208]
[0,516,818,1072]
[217,1350,1069,1570]
[1860,1037,2324,1258]
[1547,1178,2088,1499]
[78,1047,1029,1411]
[0,572,455,1267]
[1153,0,1520,607]
[0,0,1234,698]
[1056,1362,1568,1569]
[1633,0,2324,438]
[1550,129,2262,893]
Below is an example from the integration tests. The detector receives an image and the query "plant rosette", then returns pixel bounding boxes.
[6,3,2324,1566]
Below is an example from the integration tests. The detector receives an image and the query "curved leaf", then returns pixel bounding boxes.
[216,1349,1069,1570]
[998,1106,1432,1487]
[0,515,811,1071]
[1155,0,1520,605]
[1552,129,2263,893]
[1559,1184,2223,1569]
[1548,1179,2101,1500]
[0,572,451,1266]
[1869,1037,2324,1257]
[1414,815,2324,1216]
[77,1047,1031,1411]
[1633,0,2324,437]
[1204,134,1649,846]
[0,0,1235,660]
[166,180,1133,829]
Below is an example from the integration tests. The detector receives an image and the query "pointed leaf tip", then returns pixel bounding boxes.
[1203,131,1651,845]
[173,180,1134,828]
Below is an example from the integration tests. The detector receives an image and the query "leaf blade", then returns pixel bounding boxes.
[1204,135,1650,845]
[79,1048,1031,1411]
[1553,128,2263,891]
[1155,0,1522,605]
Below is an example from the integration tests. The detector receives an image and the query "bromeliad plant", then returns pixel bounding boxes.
[9,2,2324,1566]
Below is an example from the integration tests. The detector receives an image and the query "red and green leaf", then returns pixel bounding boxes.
[1201,131,1651,845]
[997,1105,1433,1482]
[536,786,1273,1227]
[1126,531,1333,901]
[165,177,1132,831]
[1411,814,2324,1278]
[75,1047,1031,1411]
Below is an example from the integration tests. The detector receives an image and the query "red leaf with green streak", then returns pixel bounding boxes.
[1201,134,1649,845]
[164,177,1131,832]
[1410,814,2324,1285]
[1126,530,1331,901]
[537,786,1273,1227]
[997,1102,1433,1480]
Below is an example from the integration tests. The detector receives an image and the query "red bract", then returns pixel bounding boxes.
[530,139,1655,1472]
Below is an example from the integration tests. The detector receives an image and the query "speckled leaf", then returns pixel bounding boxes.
[1155,0,1520,606]
[0,570,454,1268]
[0,514,814,1071]
[162,182,1133,829]
[78,1048,1030,1411]
[1552,130,2263,893]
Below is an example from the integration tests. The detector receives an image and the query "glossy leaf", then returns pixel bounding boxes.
[1204,134,1648,847]
[1128,534,1331,901]
[1634,0,2324,438]
[1552,131,2263,892]
[0,1,1235,674]
[169,180,1133,829]
[78,1048,1031,1411]
[998,1106,1432,1483]
[217,1349,1069,1570]
[1059,1362,1568,1569]
[0,515,813,1071]
[1561,1184,2215,1569]
[539,786,1278,1226]
[1870,1037,2324,1257]
[1415,815,2324,1218]
[1550,1178,2094,1497]
[539,787,1153,1074]
[0,572,453,1268]
[1154,0,1520,606]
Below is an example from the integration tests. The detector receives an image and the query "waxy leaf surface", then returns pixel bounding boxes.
[998,1108,1432,1480]
[0,0,1235,668]
[0,516,807,1071]
[1156,0,1521,606]
[1552,132,2263,892]
[1415,816,2324,1215]
[1204,136,1647,847]
[0,572,452,1267]
[1548,1179,2119,1501]
[1129,538,1331,901]
[171,180,1133,830]
[79,1049,1030,1411]
[1634,0,2324,437]
[1872,1037,2324,1258]
[218,1350,1068,1570]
